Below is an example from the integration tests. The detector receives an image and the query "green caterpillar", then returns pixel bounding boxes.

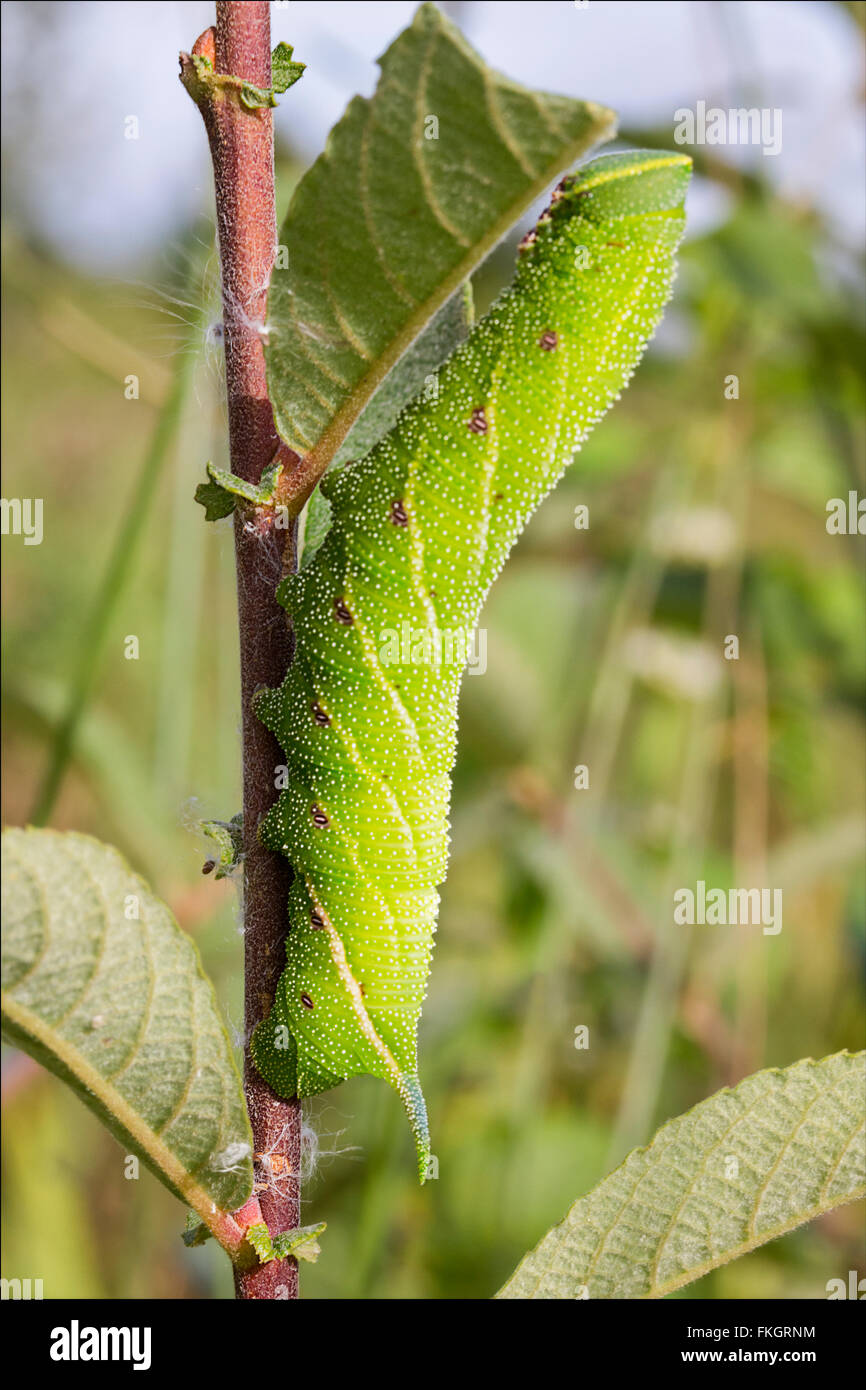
[252,150,691,1180]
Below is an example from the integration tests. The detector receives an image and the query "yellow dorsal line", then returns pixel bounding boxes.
[573,153,691,194]
[306,881,403,1086]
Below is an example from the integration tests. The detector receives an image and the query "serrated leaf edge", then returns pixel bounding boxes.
[496,1051,866,1300]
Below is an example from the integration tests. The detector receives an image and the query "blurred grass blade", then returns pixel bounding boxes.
[7,675,178,877]
[266,1,615,478]
[29,265,205,828]
[497,1051,866,1298]
[1,828,254,1250]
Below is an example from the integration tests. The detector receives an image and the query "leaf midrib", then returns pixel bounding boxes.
[284,124,614,500]
[1,989,245,1255]
[500,1057,865,1299]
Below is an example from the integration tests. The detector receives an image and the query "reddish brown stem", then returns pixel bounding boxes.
[181,0,302,1299]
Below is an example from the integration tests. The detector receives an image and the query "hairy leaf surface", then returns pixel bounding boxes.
[265,1,615,476]
[497,1052,866,1298]
[1,828,253,1225]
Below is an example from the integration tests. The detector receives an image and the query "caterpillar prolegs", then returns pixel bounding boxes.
[252,150,691,1179]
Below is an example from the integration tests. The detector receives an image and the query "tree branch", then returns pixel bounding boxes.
[181,0,301,1301]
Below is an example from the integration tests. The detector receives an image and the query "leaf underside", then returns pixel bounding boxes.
[1,828,253,1223]
[332,281,475,475]
[299,280,475,566]
[265,0,616,470]
[497,1051,866,1299]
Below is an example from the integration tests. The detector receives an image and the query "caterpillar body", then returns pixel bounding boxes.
[252,150,691,1179]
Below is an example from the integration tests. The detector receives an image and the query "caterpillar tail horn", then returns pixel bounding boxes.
[393,1072,431,1184]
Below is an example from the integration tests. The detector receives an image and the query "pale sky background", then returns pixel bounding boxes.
[1,0,864,272]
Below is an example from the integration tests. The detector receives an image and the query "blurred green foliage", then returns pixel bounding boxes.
[2,105,864,1298]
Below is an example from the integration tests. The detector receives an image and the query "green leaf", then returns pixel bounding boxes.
[207,461,282,505]
[242,1220,326,1265]
[271,42,306,96]
[298,486,333,570]
[194,478,237,522]
[185,46,305,113]
[332,279,474,473]
[497,1052,866,1299]
[273,1223,326,1263]
[265,0,615,477]
[239,45,306,109]
[298,279,474,566]
[245,1222,274,1262]
[1,828,254,1238]
[195,460,282,521]
[182,1212,212,1247]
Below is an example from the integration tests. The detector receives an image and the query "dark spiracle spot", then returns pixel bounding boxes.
[311,805,330,829]
[311,701,330,726]
[539,331,559,351]
[333,597,353,625]
[468,407,488,435]
[300,992,315,1010]
[359,983,366,998]
[389,498,409,527]
[310,909,325,929]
